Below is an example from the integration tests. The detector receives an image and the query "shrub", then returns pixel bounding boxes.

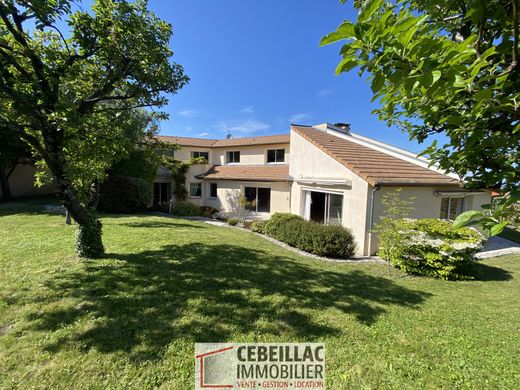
[262,213,303,237]
[228,218,239,226]
[379,218,485,280]
[171,201,202,216]
[212,211,228,222]
[260,213,356,258]
[98,175,152,213]
[200,206,218,218]
[250,220,267,233]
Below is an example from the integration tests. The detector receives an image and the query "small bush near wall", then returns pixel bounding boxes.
[171,202,218,217]
[262,213,356,259]
[99,175,152,213]
[250,220,267,233]
[227,218,239,226]
[380,218,485,280]
[262,213,304,237]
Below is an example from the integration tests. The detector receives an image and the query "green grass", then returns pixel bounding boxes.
[0,198,519,389]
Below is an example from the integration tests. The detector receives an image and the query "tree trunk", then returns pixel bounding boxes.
[53,175,105,258]
[0,165,12,201]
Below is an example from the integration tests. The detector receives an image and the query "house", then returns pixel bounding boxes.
[157,123,491,256]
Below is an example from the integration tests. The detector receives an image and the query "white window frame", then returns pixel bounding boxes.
[266,148,285,164]
[226,150,240,164]
[440,196,466,220]
[190,151,209,161]
[189,182,202,198]
[302,188,344,225]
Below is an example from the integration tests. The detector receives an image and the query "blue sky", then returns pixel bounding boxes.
[147,0,432,153]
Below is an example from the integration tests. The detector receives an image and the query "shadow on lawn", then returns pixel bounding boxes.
[28,242,431,362]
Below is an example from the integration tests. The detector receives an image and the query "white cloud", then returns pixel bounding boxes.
[215,119,270,134]
[289,113,312,123]
[240,105,255,114]
[176,109,199,117]
[317,89,334,97]
[198,132,210,137]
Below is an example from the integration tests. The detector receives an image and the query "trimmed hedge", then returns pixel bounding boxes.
[98,175,152,213]
[262,213,356,259]
[379,218,485,280]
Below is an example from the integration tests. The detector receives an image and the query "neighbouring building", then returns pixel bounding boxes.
[157,123,491,255]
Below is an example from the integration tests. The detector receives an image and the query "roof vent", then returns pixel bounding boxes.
[226,133,233,139]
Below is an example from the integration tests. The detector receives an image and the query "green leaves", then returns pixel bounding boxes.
[358,0,384,22]
[335,55,359,75]
[453,210,483,229]
[321,21,356,46]
[324,0,520,193]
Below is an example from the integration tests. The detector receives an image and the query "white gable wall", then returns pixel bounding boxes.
[289,130,370,255]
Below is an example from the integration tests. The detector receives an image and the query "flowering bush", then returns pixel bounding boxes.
[379,218,485,280]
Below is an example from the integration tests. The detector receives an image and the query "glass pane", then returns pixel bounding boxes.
[190,183,201,197]
[257,188,271,213]
[201,152,209,161]
[244,187,256,211]
[328,194,343,224]
[210,183,217,198]
[267,150,276,163]
[449,198,463,220]
[440,198,449,219]
[276,149,285,162]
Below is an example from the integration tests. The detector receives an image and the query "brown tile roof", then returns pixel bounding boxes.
[292,126,461,187]
[157,134,289,148]
[156,135,216,148]
[212,134,290,147]
[197,165,290,182]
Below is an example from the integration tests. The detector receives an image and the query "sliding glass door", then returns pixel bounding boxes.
[244,187,271,213]
[304,190,343,225]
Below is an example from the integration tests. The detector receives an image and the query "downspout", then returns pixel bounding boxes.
[366,185,381,256]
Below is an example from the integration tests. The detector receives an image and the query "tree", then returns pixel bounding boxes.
[372,189,415,272]
[0,122,31,201]
[322,0,519,191]
[0,0,188,257]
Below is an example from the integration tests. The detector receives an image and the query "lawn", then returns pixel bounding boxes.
[1,198,519,389]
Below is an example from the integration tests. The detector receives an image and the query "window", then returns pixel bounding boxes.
[191,151,209,162]
[226,151,240,163]
[209,183,218,198]
[157,148,174,157]
[267,149,285,163]
[244,187,271,213]
[304,191,343,225]
[440,197,465,220]
[189,182,202,198]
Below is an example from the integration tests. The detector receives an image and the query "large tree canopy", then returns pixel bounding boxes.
[0,0,188,257]
[323,0,519,193]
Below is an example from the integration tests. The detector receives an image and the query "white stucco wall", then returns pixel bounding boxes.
[211,144,290,165]
[289,130,370,255]
[201,180,291,216]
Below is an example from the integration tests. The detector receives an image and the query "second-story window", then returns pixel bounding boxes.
[267,149,285,163]
[226,151,240,163]
[191,151,209,162]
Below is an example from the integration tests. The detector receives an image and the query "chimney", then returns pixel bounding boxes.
[333,123,351,132]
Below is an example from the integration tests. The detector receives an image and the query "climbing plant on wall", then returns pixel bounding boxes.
[161,156,207,201]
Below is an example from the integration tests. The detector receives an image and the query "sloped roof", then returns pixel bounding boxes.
[156,136,216,148]
[292,125,461,187]
[157,134,289,148]
[212,134,290,147]
[197,164,290,182]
